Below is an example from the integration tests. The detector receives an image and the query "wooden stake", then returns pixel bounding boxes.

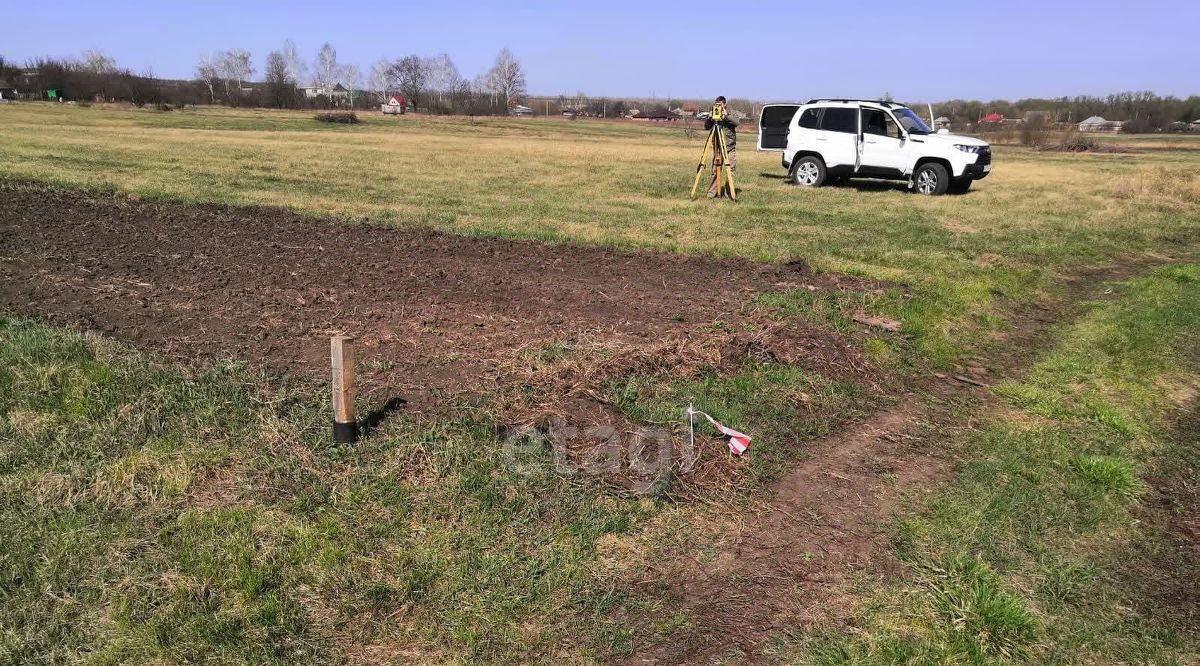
[330,335,358,443]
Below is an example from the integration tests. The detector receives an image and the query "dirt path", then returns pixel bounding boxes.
[0,181,877,417]
[619,263,1151,664]
[622,396,944,664]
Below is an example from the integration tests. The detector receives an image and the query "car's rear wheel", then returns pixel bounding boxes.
[913,162,950,195]
[949,177,972,194]
[791,156,826,187]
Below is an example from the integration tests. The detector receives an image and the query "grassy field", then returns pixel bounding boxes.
[2,103,1197,363]
[1,103,1198,664]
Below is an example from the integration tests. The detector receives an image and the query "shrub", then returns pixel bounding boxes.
[315,112,358,124]
[1032,129,1131,154]
[1019,116,1053,147]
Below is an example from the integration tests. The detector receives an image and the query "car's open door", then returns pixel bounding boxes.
[758,103,800,151]
[855,103,864,172]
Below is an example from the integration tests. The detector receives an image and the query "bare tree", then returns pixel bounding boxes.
[485,48,527,110]
[81,49,117,74]
[215,48,253,102]
[341,63,362,106]
[195,55,219,104]
[388,55,428,112]
[282,39,307,85]
[422,53,459,109]
[264,51,294,108]
[312,43,339,94]
[370,58,392,96]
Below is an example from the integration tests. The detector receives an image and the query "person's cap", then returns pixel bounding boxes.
[715,96,726,103]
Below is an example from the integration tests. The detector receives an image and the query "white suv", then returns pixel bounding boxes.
[758,99,991,195]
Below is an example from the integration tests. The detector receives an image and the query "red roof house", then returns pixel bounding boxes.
[382,94,407,115]
[980,113,1004,123]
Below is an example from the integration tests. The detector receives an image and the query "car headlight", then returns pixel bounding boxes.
[955,144,983,154]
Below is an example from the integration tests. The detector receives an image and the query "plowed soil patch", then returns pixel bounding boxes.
[0,182,880,416]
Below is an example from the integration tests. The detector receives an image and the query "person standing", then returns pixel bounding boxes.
[706,95,738,198]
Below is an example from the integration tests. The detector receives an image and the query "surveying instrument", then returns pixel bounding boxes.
[689,101,737,200]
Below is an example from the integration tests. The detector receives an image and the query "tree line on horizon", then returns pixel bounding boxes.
[2,49,1198,128]
[920,92,1200,133]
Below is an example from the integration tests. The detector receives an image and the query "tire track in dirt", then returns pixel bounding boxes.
[622,396,945,665]
[620,262,1161,664]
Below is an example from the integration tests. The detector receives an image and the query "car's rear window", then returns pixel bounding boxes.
[761,105,798,127]
[798,108,821,129]
[819,107,857,133]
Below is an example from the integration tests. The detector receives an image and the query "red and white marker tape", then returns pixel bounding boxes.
[686,404,751,456]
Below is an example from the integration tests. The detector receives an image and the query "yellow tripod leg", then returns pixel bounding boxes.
[716,126,737,201]
[690,127,716,198]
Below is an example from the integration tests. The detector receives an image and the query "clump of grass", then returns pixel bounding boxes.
[1071,454,1142,499]
[314,112,358,124]
[920,555,1039,660]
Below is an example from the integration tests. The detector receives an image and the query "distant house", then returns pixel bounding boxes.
[0,80,15,100]
[1190,119,1200,132]
[934,116,952,130]
[509,104,533,117]
[980,113,1004,124]
[301,83,350,100]
[681,104,699,117]
[1079,115,1124,133]
[381,94,407,115]
[631,108,679,121]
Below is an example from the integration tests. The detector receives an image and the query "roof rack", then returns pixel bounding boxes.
[805,98,904,108]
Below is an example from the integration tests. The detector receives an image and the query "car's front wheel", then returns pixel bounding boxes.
[913,162,950,195]
[791,156,826,187]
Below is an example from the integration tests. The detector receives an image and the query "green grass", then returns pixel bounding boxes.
[2,104,1200,663]
[2,103,1198,365]
[785,264,1200,665]
[609,364,873,483]
[0,320,668,663]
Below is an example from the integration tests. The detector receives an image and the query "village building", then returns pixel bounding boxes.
[1078,115,1125,133]
[381,94,407,114]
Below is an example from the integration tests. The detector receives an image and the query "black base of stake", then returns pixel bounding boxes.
[333,420,358,444]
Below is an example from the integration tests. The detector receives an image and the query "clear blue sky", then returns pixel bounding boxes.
[5,0,1196,101]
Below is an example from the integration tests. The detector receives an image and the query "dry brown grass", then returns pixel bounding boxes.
[1113,166,1200,206]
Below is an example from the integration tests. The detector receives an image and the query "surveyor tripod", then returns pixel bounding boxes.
[689,108,737,201]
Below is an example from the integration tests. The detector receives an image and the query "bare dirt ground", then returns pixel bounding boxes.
[0,181,880,422]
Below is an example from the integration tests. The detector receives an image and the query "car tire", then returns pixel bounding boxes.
[949,177,972,194]
[913,162,950,196]
[791,156,826,187]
